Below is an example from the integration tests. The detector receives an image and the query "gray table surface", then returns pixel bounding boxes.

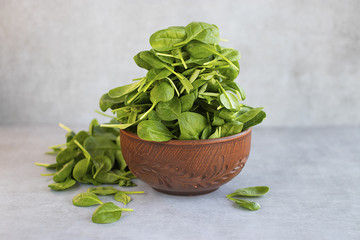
[0,126,359,240]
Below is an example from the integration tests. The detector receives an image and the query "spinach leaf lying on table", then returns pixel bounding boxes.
[226,186,269,211]
[100,21,266,142]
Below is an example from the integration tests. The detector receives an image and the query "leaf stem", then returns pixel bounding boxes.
[58,123,72,132]
[41,173,55,176]
[120,208,134,212]
[95,110,115,118]
[177,48,187,69]
[122,191,144,194]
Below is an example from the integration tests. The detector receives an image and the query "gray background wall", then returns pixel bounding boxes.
[1,0,359,127]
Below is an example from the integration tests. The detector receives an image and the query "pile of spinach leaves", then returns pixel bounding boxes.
[100,22,266,141]
[36,119,136,191]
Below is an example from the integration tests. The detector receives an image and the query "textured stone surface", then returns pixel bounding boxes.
[0,126,359,240]
[1,0,360,126]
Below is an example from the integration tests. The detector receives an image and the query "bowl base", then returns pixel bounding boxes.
[152,187,219,196]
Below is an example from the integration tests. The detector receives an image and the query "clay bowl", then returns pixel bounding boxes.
[120,128,252,196]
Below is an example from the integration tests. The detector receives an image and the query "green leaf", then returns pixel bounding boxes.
[150,80,175,104]
[219,92,241,111]
[178,112,207,140]
[146,68,172,81]
[119,180,137,187]
[99,93,125,112]
[53,159,75,183]
[212,112,225,126]
[156,96,181,121]
[175,22,219,46]
[201,125,212,139]
[115,150,127,172]
[180,92,197,112]
[227,186,269,197]
[208,126,221,139]
[73,158,91,183]
[150,26,186,51]
[87,186,120,195]
[114,192,131,205]
[69,131,90,146]
[95,172,124,184]
[243,111,266,130]
[56,147,78,164]
[93,155,113,179]
[92,202,133,224]
[232,199,261,211]
[235,107,264,123]
[133,51,153,70]
[219,109,238,120]
[108,82,142,98]
[186,41,239,70]
[72,192,103,207]
[48,177,76,191]
[221,121,244,137]
[137,120,174,142]
[83,136,118,158]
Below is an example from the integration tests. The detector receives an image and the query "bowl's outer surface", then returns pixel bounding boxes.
[120,129,252,195]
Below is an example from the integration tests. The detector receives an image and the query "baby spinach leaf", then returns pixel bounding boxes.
[150,81,174,104]
[178,112,207,140]
[235,107,264,123]
[186,41,239,70]
[108,81,142,98]
[150,26,186,51]
[92,202,133,224]
[119,180,137,187]
[73,158,91,183]
[93,155,113,179]
[95,171,125,184]
[219,92,241,111]
[147,110,161,121]
[212,112,225,126]
[243,111,266,130]
[72,192,103,207]
[99,93,126,112]
[114,192,131,205]
[53,159,75,183]
[87,186,119,195]
[84,136,118,159]
[231,199,261,211]
[174,22,219,47]
[48,177,76,191]
[146,68,172,81]
[137,120,174,142]
[56,146,78,164]
[209,126,221,139]
[219,109,238,120]
[219,64,239,81]
[201,124,212,139]
[133,51,153,70]
[227,186,270,197]
[180,91,197,112]
[156,96,181,121]
[221,121,244,137]
[69,131,89,146]
[115,150,127,172]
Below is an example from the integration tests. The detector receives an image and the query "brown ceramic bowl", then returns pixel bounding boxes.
[120,128,252,196]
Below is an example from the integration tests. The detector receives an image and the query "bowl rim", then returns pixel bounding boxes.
[120,128,252,146]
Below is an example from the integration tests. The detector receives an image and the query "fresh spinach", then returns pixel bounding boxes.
[37,119,136,190]
[72,192,103,207]
[92,202,133,224]
[227,186,269,211]
[100,22,265,142]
